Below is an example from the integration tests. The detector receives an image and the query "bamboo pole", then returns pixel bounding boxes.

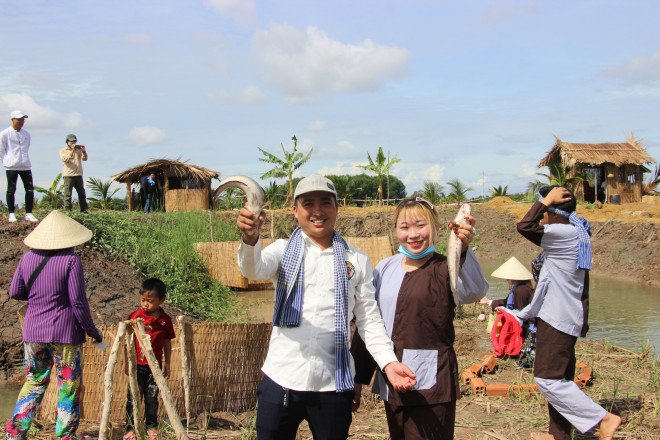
[177,315,191,433]
[125,326,147,439]
[132,319,190,440]
[99,321,127,440]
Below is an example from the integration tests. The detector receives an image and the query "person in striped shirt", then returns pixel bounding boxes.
[5,210,102,440]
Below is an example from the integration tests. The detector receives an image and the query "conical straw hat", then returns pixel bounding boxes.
[491,256,533,281]
[23,210,92,250]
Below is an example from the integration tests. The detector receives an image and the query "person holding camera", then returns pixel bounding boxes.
[59,134,88,212]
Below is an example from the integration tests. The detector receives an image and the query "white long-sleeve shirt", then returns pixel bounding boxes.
[0,126,31,170]
[237,232,397,391]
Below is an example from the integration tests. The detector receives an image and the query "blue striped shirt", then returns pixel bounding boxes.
[9,248,102,344]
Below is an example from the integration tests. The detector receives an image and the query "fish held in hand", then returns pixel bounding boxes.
[447,203,471,306]
[214,175,265,235]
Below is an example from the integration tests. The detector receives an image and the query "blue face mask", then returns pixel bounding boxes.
[398,244,435,259]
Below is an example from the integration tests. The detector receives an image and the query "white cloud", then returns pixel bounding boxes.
[124,33,153,46]
[207,85,268,104]
[205,0,256,26]
[128,126,167,147]
[400,164,445,187]
[0,93,82,132]
[520,163,537,177]
[307,120,325,131]
[603,52,660,85]
[315,140,363,160]
[252,22,410,101]
[315,161,364,176]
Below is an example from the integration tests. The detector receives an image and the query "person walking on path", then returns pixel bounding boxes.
[513,185,621,440]
[59,134,88,212]
[0,110,37,223]
[5,210,103,440]
[236,174,417,440]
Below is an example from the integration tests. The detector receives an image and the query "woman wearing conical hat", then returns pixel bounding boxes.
[5,210,101,440]
[481,256,534,312]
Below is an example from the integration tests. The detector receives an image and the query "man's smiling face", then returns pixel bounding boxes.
[292,191,338,249]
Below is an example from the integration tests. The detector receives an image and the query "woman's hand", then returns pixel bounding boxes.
[449,215,477,247]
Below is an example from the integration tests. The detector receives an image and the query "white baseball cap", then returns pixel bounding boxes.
[294,175,337,200]
[10,110,28,119]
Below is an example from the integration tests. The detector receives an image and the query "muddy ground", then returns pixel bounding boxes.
[1,199,659,438]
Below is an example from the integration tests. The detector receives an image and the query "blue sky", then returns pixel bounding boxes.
[1,0,659,204]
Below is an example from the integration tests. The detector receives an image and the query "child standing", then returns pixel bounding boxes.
[123,278,176,440]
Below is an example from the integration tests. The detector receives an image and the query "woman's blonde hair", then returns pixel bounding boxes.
[394,198,442,243]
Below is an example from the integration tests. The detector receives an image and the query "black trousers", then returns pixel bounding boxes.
[256,374,353,440]
[63,175,87,212]
[125,364,160,431]
[6,170,34,213]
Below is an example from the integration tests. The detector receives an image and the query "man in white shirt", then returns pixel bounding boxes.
[236,174,416,440]
[0,110,37,223]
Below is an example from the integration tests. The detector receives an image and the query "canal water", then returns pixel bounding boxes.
[235,259,660,357]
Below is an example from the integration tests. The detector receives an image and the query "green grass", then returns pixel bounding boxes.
[68,210,242,321]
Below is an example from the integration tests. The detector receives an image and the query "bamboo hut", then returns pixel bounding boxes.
[111,159,220,212]
[538,135,656,204]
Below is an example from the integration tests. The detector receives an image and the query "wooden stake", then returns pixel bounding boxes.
[99,321,127,440]
[177,315,191,433]
[125,326,147,439]
[133,319,190,440]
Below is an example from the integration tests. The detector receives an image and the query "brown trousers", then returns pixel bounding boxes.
[384,400,456,440]
[534,318,578,440]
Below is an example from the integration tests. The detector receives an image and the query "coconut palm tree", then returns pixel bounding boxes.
[263,180,285,209]
[34,173,64,208]
[258,135,313,207]
[526,162,593,199]
[359,147,400,207]
[446,178,473,203]
[421,181,444,205]
[86,177,121,210]
[489,185,509,197]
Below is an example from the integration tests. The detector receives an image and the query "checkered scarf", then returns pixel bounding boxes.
[272,226,354,391]
[545,205,592,271]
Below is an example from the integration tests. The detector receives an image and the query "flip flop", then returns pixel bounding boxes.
[122,433,137,440]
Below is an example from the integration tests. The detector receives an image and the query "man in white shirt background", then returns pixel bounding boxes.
[0,110,37,223]
[236,174,416,440]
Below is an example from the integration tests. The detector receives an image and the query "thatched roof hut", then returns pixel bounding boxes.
[112,158,220,212]
[538,136,656,204]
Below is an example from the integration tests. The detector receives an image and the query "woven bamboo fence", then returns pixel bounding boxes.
[36,320,271,424]
[196,236,393,289]
[165,188,210,212]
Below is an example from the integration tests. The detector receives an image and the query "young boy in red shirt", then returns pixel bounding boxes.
[123,278,176,440]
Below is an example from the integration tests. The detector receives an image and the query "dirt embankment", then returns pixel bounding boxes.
[1,201,659,382]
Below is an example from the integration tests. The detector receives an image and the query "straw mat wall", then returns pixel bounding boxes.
[196,236,393,289]
[37,321,271,424]
[196,239,275,289]
[165,188,210,212]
